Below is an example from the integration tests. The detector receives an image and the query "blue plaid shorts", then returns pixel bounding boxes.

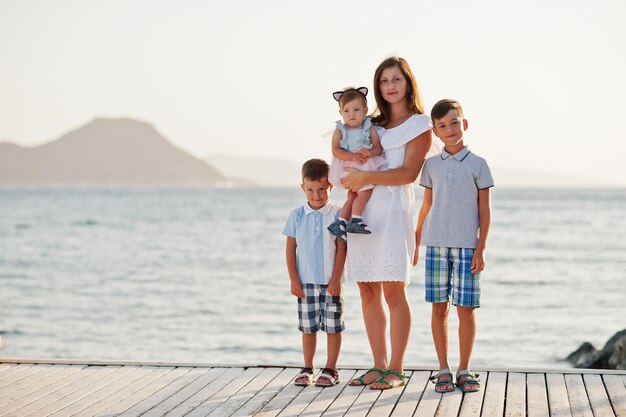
[298,284,344,334]
[425,246,481,307]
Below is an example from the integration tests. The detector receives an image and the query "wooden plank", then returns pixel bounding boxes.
[564,374,593,417]
[255,369,308,417]
[141,367,230,417]
[0,357,247,368]
[273,379,326,417]
[414,371,442,417]
[8,365,119,416]
[434,380,462,417]
[25,366,135,416]
[114,367,207,417]
[390,371,430,417]
[481,372,507,417]
[0,365,70,400]
[0,364,40,388]
[505,372,526,417]
[93,367,189,416]
[232,368,301,417]
[0,365,85,408]
[204,367,283,417]
[527,373,549,417]
[0,363,17,374]
[0,364,31,381]
[603,374,626,417]
[163,367,243,417]
[319,370,367,417]
[546,373,572,417]
[73,367,175,417]
[184,367,265,417]
[1,365,109,416]
[458,371,486,417]
[49,366,153,417]
[341,379,380,417]
[583,373,615,417]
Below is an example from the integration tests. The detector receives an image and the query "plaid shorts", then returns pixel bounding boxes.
[298,284,344,334]
[425,246,481,307]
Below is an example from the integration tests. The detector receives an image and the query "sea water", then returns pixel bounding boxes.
[0,186,624,369]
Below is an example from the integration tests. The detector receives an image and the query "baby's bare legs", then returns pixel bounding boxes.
[351,188,372,218]
[340,191,358,221]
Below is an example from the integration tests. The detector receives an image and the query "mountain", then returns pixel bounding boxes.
[0,118,224,185]
[205,154,301,187]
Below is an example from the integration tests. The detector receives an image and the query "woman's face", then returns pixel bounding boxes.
[378,66,408,105]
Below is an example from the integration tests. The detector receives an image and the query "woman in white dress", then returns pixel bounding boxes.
[342,56,432,390]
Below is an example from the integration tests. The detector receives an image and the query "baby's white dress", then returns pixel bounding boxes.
[345,114,432,284]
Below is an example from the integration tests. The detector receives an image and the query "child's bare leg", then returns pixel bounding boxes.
[431,302,453,389]
[325,333,341,370]
[295,333,317,384]
[351,189,372,218]
[302,333,316,368]
[456,306,478,389]
[340,191,358,221]
[457,307,476,371]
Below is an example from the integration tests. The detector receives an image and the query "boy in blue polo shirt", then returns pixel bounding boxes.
[283,158,347,387]
[414,99,494,394]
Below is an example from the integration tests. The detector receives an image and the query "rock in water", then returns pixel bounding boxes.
[605,330,626,370]
[566,342,601,368]
[567,329,626,369]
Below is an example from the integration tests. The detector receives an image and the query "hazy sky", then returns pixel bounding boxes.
[1,0,625,185]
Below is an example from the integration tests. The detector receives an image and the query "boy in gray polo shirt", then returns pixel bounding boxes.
[414,99,493,394]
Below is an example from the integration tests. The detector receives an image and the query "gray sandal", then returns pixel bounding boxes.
[456,370,480,393]
[429,368,455,393]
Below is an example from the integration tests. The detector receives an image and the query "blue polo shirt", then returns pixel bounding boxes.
[419,146,494,248]
[283,202,341,285]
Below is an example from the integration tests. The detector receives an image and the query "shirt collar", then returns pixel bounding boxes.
[303,201,333,215]
[441,145,471,161]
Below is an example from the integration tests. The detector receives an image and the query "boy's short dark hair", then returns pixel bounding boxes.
[301,158,329,181]
[431,99,465,122]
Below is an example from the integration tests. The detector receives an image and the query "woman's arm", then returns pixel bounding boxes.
[342,129,432,191]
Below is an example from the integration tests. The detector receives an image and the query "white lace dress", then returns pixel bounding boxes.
[345,114,432,284]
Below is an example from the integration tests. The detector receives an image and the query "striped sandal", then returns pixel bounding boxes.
[315,368,340,387]
[294,367,315,386]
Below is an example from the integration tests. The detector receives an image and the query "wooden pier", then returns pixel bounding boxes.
[0,359,624,416]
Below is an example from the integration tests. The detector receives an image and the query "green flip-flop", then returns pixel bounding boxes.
[369,369,410,390]
[349,367,385,386]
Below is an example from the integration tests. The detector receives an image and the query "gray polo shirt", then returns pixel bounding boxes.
[419,146,494,248]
